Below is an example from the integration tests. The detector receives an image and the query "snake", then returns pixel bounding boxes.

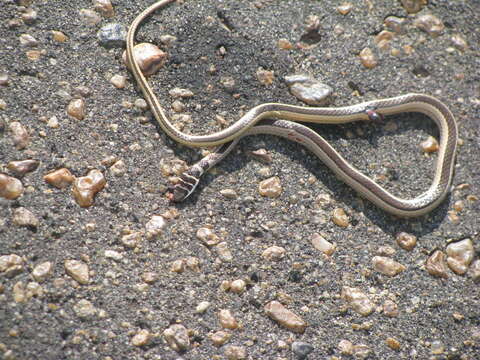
[126,0,458,217]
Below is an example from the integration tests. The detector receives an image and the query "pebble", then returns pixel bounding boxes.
[258,176,282,198]
[93,0,115,18]
[264,301,307,333]
[159,34,177,47]
[386,337,401,350]
[249,148,272,163]
[338,340,354,355]
[32,262,53,282]
[277,38,294,50]
[7,159,39,177]
[262,246,286,261]
[163,324,190,352]
[451,34,468,51]
[216,242,233,262]
[425,250,449,278]
[396,232,417,251]
[123,43,167,76]
[131,329,151,347]
[359,48,377,69]
[374,30,394,51]
[292,342,314,359]
[430,340,445,354]
[72,169,106,207]
[372,256,406,276]
[19,33,38,47]
[97,23,127,48]
[220,189,238,199]
[195,301,211,314]
[353,344,371,359]
[9,121,30,149]
[420,136,439,153]
[224,345,247,360]
[332,208,349,228]
[67,98,86,120]
[79,9,102,25]
[12,207,39,228]
[0,73,9,86]
[341,287,374,316]
[0,254,24,278]
[414,14,445,37]
[73,299,97,319]
[140,271,157,284]
[0,174,24,199]
[446,239,474,275]
[310,233,335,255]
[171,100,185,112]
[337,3,353,15]
[376,245,396,257]
[51,30,68,42]
[169,87,195,98]
[47,115,59,128]
[196,227,221,246]
[109,160,126,176]
[21,8,37,23]
[256,67,275,85]
[384,16,407,34]
[469,260,480,282]
[284,74,333,105]
[218,309,239,330]
[44,168,75,189]
[0,99,6,110]
[104,250,123,261]
[64,259,90,284]
[230,279,246,294]
[210,331,231,346]
[400,0,426,13]
[110,74,127,89]
[121,231,142,248]
[145,215,167,239]
[171,259,185,273]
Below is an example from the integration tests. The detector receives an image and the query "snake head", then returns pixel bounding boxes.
[365,107,384,123]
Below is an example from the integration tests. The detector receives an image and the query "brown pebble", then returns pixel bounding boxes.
[337,2,353,15]
[414,14,445,37]
[44,168,75,189]
[249,148,272,163]
[425,250,449,278]
[359,48,377,69]
[383,300,399,317]
[67,98,85,120]
[386,337,401,350]
[163,324,190,352]
[396,232,417,251]
[72,169,106,207]
[123,43,167,77]
[93,0,115,18]
[469,260,480,282]
[51,30,68,42]
[9,122,30,149]
[210,331,231,347]
[110,74,127,89]
[196,227,221,246]
[218,309,239,330]
[341,287,374,316]
[64,259,89,284]
[451,34,468,52]
[311,233,336,255]
[12,207,39,228]
[258,176,282,198]
[384,16,407,33]
[372,256,406,276]
[256,67,275,85]
[332,208,349,227]
[131,329,151,347]
[401,0,427,13]
[277,38,293,50]
[32,262,53,283]
[7,159,39,177]
[374,30,394,50]
[224,345,247,360]
[446,239,474,275]
[264,301,307,333]
[0,174,24,200]
[0,254,24,278]
[262,246,286,261]
[338,340,354,355]
[420,136,439,153]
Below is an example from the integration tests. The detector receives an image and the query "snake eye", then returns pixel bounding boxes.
[366,108,384,123]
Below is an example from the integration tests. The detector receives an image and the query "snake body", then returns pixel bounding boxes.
[127,0,458,217]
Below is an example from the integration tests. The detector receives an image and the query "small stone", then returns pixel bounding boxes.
[110,74,127,89]
[93,0,115,18]
[292,342,314,359]
[277,38,293,50]
[12,207,39,228]
[19,34,38,47]
[64,259,89,284]
[386,337,401,350]
[171,259,185,273]
[159,34,177,46]
[163,324,190,352]
[264,301,307,333]
[32,262,53,282]
[21,8,37,23]
[220,189,238,199]
[26,50,42,61]
[262,246,286,261]
[123,43,167,76]
[230,279,246,294]
[285,74,333,105]
[9,121,30,149]
[210,331,231,346]
[249,148,272,163]
[338,340,354,355]
[414,14,445,37]
[420,136,439,153]
[0,254,24,278]
[468,260,480,282]
[451,34,468,52]
[425,250,449,278]
[13,281,27,303]
[372,256,406,276]
[341,287,374,316]
[169,87,194,98]
[430,340,444,355]
[0,174,24,200]
[258,176,282,198]
[374,30,394,50]
[47,116,59,128]
[131,329,151,347]
[310,233,335,255]
[104,250,123,261]
[0,73,9,86]
[110,160,126,176]
[376,245,396,257]
[145,215,167,239]
[401,0,427,13]
[337,3,353,15]
[396,232,417,251]
[446,239,474,275]
[453,200,464,212]
[67,98,85,120]
[44,168,75,189]
[256,67,275,85]
[216,242,233,262]
[383,300,399,317]
[196,227,220,246]
[353,344,371,359]
[224,345,247,360]
[121,231,142,248]
[51,30,68,42]
[72,169,106,207]
[196,301,211,314]
[97,23,127,48]
[332,208,349,227]
[79,9,102,25]
[359,48,377,69]
[73,299,97,319]
[185,257,200,271]
[134,98,148,110]
[171,100,185,112]
[218,309,239,330]
[7,159,39,177]
[384,16,407,33]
